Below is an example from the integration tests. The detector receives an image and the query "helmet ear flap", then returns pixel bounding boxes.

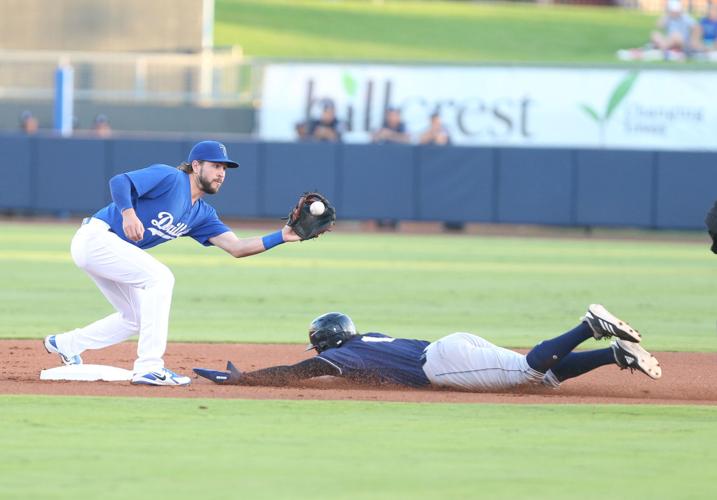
[308,312,357,352]
[309,329,344,352]
[308,330,330,353]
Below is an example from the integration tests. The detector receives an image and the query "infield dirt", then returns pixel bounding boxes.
[1,340,715,405]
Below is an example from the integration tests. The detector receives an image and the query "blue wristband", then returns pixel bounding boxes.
[261,230,285,250]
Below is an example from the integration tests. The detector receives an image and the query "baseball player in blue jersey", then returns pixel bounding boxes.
[194,304,662,390]
[43,141,307,386]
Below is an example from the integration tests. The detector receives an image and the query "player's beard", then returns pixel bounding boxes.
[197,169,222,194]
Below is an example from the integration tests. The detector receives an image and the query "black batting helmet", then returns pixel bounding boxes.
[307,312,357,353]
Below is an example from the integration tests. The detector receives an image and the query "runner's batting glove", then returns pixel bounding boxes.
[193,361,241,384]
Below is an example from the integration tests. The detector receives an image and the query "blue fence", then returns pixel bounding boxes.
[1,134,715,230]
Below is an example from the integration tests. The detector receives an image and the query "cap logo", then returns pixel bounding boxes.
[219,143,227,157]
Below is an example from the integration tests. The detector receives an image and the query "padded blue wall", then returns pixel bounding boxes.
[34,137,107,214]
[0,135,33,210]
[109,138,186,177]
[341,144,416,220]
[209,141,262,218]
[416,146,494,222]
[655,152,717,230]
[496,149,574,225]
[575,150,655,227]
[262,142,338,217]
[0,133,713,230]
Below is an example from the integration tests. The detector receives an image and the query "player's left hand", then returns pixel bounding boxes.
[281,224,302,242]
[193,361,241,384]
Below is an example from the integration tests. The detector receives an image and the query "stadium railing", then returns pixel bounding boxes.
[0,47,248,105]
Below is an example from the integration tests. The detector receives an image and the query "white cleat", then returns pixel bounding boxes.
[611,339,662,380]
[582,304,641,343]
[43,335,83,365]
[131,367,191,386]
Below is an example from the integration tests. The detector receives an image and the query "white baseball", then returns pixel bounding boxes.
[310,200,326,216]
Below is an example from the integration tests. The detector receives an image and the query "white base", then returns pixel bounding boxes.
[40,364,133,382]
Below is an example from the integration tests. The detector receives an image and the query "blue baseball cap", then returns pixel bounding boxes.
[187,141,239,168]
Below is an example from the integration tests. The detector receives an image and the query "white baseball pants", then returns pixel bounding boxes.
[53,218,174,373]
[422,332,544,391]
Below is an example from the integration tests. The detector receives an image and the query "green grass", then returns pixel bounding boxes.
[1,222,715,351]
[1,396,716,500]
[3,223,716,499]
[215,0,657,63]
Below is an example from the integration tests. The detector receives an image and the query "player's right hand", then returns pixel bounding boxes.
[121,208,145,242]
[193,361,241,384]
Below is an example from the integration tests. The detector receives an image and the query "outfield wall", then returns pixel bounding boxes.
[0,134,714,230]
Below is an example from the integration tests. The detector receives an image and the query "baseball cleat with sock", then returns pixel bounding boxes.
[582,304,641,343]
[611,339,662,380]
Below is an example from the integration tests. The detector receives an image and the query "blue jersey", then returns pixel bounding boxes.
[317,333,431,387]
[94,165,231,250]
[701,17,717,44]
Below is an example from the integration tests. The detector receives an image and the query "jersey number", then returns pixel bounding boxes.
[361,336,395,343]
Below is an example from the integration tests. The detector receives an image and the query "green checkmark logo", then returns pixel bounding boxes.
[342,72,357,97]
[581,71,639,145]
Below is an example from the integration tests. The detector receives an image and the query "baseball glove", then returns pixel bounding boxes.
[286,192,336,240]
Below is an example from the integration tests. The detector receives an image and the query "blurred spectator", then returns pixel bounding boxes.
[92,114,112,137]
[693,4,717,53]
[295,120,310,141]
[307,101,342,142]
[19,111,39,134]
[372,108,411,144]
[418,112,451,145]
[650,0,697,54]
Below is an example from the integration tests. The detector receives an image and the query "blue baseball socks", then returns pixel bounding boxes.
[525,321,593,373]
